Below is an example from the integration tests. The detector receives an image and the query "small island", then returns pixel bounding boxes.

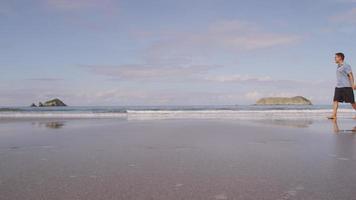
[256,96,312,105]
[31,98,67,107]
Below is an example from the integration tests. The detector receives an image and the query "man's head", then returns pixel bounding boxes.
[335,52,345,64]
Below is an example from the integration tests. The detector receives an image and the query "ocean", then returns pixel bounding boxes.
[0,105,354,120]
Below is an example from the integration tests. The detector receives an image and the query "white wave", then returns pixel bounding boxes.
[127,109,354,120]
[0,112,127,119]
[127,109,354,114]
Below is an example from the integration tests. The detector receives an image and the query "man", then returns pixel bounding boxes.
[328,52,356,119]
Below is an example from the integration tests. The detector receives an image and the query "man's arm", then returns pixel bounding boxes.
[347,72,356,89]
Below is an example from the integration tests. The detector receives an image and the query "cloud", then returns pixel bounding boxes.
[0,76,333,106]
[76,88,151,104]
[75,89,254,105]
[206,20,300,50]
[97,19,301,83]
[0,87,72,106]
[78,64,333,105]
[82,64,218,81]
[244,91,262,101]
[204,73,331,85]
[26,78,63,82]
[141,20,301,65]
[204,74,272,82]
[203,74,333,98]
[244,91,298,102]
[244,91,300,101]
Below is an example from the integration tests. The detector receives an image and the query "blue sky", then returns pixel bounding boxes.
[1,0,356,106]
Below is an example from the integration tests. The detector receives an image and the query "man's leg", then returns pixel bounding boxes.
[328,101,339,119]
[351,103,356,110]
[351,103,356,119]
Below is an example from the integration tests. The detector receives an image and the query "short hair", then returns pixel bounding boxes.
[336,52,345,61]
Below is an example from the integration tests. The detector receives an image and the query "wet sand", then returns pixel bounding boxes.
[0,119,356,200]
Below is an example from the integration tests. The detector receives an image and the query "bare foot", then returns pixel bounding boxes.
[328,115,337,119]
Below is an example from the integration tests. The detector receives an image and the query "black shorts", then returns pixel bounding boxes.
[334,87,355,103]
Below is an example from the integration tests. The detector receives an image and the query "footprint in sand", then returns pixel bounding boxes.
[277,185,304,200]
[175,183,183,187]
[174,183,184,190]
[278,191,296,200]
[295,185,304,191]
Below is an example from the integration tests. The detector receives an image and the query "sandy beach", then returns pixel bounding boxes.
[4,0,356,199]
[0,118,355,200]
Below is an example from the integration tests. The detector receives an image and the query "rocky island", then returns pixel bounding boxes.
[256,96,312,105]
[31,98,67,107]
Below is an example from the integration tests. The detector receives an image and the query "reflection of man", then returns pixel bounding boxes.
[328,53,356,119]
[332,119,356,134]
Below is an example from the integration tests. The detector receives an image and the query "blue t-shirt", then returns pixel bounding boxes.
[336,63,353,88]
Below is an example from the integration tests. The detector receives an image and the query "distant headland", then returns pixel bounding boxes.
[256,96,312,105]
[31,98,67,107]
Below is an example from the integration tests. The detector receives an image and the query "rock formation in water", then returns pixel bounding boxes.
[32,99,67,107]
[42,98,67,107]
[256,96,312,105]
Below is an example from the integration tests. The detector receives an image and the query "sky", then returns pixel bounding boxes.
[2,0,356,106]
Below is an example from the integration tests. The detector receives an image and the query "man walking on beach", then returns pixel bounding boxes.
[328,53,356,119]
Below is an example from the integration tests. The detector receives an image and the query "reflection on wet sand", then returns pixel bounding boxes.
[32,121,66,129]
[332,119,356,134]
[254,119,313,128]
[330,119,356,174]
[2,119,356,199]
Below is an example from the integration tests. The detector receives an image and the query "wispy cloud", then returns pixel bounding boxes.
[140,20,301,65]
[203,74,333,92]
[78,19,301,81]
[203,74,330,85]
[204,74,272,83]
[26,78,64,82]
[82,64,218,81]
[244,91,299,101]
[0,76,333,106]
[206,20,300,50]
